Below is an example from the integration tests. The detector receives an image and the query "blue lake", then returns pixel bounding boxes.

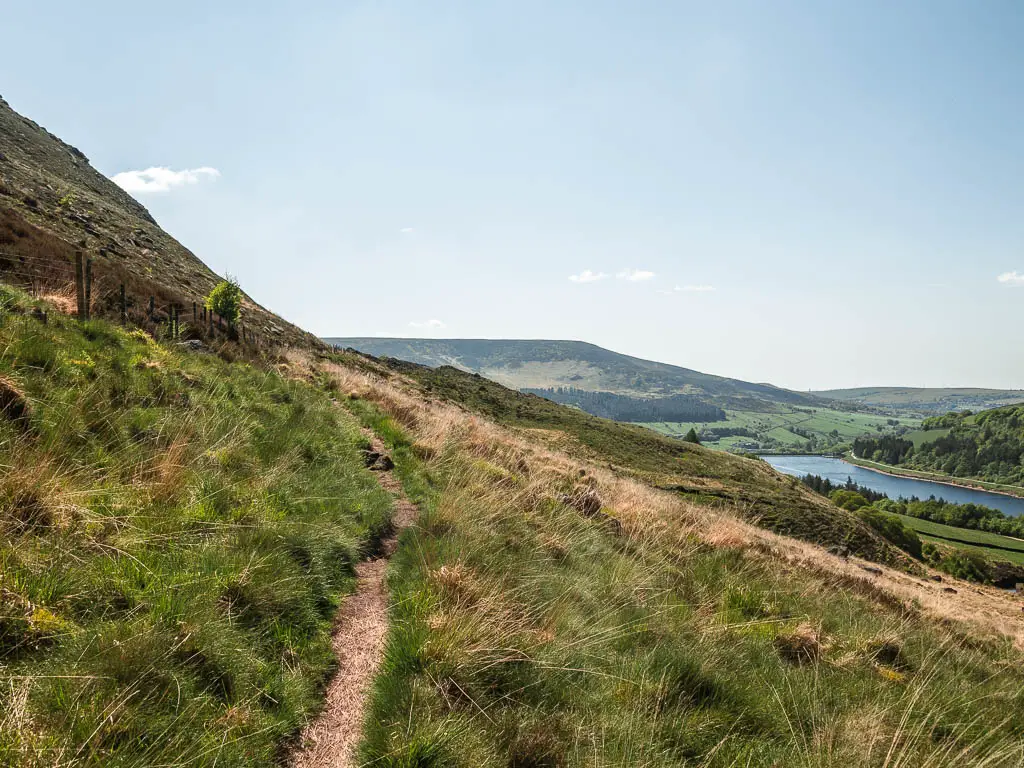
[762,455,1024,518]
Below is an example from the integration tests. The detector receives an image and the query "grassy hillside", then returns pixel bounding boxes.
[0,286,392,765]
[818,387,1024,415]
[0,95,318,348]
[353,358,915,569]
[5,286,1024,765]
[322,355,1024,767]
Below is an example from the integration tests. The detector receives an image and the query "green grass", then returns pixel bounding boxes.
[351,398,1024,767]
[895,515,1024,566]
[904,427,951,448]
[0,285,393,766]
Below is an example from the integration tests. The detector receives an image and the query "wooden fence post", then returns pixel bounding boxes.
[74,251,86,321]
[192,302,197,324]
[84,257,92,321]
[120,284,127,325]
[149,296,155,318]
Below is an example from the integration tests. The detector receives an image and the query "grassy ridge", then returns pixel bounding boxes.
[0,287,392,766]
[344,392,1024,767]
[371,359,913,570]
[815,387,1024,414]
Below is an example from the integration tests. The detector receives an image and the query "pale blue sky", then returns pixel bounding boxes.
[4,1,1023,389]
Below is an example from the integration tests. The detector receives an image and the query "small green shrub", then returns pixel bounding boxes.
[860,507,923,559]
[205,276,242,325]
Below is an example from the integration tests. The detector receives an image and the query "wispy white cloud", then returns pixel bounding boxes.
[617,269,656,282]
[568,270,609,283]
[110,166,221,194]
[656,284,716,295]
[997,271,1024,286]
[409,318,446,329]
[399,227,415,234]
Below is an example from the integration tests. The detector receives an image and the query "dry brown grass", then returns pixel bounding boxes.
[145,432,193,502]
[0,458,81,535]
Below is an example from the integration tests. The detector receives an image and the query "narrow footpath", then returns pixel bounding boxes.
[289,430,418,768]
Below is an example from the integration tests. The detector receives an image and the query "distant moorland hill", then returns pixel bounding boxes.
[815,386,1024,415]
[325,338,823,410]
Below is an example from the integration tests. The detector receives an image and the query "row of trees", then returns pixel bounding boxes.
[523,387,725,423]
[852,435,914,465]
[799,472,1020,534]
[800,474,887,503]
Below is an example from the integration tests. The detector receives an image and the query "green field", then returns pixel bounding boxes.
[903,427,951,447]
[896,514,1024,566]
[642,406,920,452]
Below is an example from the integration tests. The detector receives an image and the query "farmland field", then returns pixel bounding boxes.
[896,514,1024,566]
[903,427,951,447]
[642,406,920,452]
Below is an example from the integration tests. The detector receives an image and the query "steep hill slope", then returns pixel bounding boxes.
[817,386,1024,415]
[0,95,318,347]
[327,337,821,409]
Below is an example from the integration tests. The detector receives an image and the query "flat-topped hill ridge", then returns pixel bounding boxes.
[326,337,823,409]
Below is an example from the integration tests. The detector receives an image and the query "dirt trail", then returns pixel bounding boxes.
[289,430,417,768]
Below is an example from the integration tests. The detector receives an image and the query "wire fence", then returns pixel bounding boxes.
[0,249,273,349]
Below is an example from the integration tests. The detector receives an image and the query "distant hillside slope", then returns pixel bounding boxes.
[0,95,318,347]
[326,337,823,410]
[818,387,1024,414]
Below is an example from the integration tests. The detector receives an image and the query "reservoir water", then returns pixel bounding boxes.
[762,455,1024,518]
